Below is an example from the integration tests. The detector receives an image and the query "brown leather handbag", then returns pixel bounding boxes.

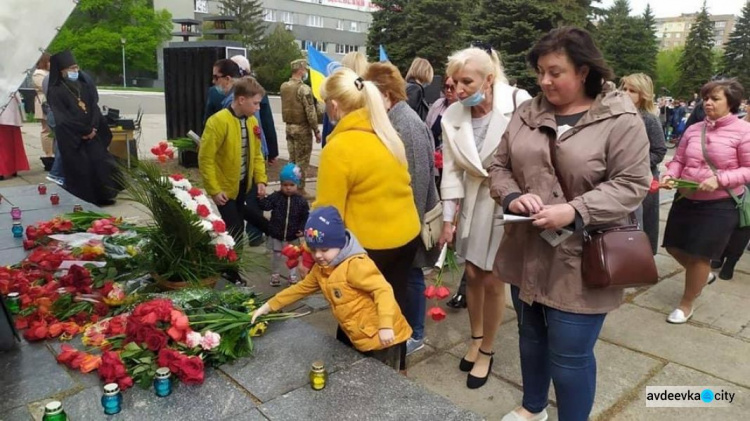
[548,137,658,289]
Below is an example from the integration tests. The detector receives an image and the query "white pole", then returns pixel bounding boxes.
[121,38,126,88]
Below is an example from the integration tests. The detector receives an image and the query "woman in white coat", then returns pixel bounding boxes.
[438,45,531,389]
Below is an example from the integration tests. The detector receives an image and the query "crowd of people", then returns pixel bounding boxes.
[4,22,750,421]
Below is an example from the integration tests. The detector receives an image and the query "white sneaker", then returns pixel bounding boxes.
[666,308,694,324]
[501,408,548,421]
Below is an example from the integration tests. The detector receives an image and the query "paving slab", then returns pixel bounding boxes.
[446,319,662,418]
[0,341,78,412]
[221,408,268,421]
[422,299,516,354]
[0,406,33,421]
[654,253,684,280]
[259,357,483,420]
[633,275,750,334]
[58,369,256,421]
[600,304,750,388]
[408,352,558,420]
[219,318,363,402]
[611,363,750,420]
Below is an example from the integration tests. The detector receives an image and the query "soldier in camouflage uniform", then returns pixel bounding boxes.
[280,59,321,195]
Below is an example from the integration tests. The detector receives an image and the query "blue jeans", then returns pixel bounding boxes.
[50,137,64,180]
[405,267,426,340]
[510,286,606,421]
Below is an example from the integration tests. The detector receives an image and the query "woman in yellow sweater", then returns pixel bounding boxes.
[314,68,420,315]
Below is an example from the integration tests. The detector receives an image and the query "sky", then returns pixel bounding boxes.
[598,0,747,18]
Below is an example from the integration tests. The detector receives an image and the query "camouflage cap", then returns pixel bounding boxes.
[291,59,308,70]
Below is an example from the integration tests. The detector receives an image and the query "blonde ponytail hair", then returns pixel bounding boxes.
[321,68,407,165]
[446,47,508,85]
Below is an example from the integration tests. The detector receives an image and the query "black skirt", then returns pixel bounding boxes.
[662,195,739,260]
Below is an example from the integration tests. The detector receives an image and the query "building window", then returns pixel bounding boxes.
[337,20,344,31]
[335,44,358,54]
[302,40,327,51]
[350,21,358,32]
[263,9,276,22]
[675,33,680,38]
[194,0,208,13]
[307,15,324,28]
[716,21,726,28]
[282,12,294,24]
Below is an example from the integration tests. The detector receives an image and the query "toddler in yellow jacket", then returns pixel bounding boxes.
[252,206,412,369]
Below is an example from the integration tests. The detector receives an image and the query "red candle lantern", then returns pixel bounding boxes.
[50,193,60,205]
[38,183,47,195]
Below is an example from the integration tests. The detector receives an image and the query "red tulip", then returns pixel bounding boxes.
[159,141,169,152]
[150,146,161,156]
[427,306,447,322]
[435,286,451,300]
[424,285,437,299]
[157,154,167,163]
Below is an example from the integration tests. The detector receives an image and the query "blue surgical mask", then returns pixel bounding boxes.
[67,71,79,82]
[459,81,486,107]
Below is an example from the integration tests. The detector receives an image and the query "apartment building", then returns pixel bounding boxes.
[655,13,736,50]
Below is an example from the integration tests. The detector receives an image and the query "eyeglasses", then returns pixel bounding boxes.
[212,74,224,81]
[443,85,455,92]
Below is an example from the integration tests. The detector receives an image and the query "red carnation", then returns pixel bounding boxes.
[227,250,238,262]
[169,174,185,181]
[212,220,227,233]
[196,205,210,218]
[188,187,203,198]
[253,125,261,137]
[434,150,443,169]
[215,244,229,259]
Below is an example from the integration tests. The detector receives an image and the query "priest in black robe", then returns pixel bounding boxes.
[47,50,120,205]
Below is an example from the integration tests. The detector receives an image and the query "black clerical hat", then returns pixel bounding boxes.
[51,50,77,69]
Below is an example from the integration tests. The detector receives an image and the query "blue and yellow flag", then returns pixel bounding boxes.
[306,45,333,102]
[379,45,389,62]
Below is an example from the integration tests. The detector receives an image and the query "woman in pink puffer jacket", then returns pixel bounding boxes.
[661,79,750,324]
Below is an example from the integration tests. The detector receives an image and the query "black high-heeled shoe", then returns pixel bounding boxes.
[459,335,482,372]
[467,348,494,389]
[447,293,467,309]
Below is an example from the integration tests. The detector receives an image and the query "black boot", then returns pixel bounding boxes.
[40,157,54,172]
[710,259,724,270]
[719,258,738,280]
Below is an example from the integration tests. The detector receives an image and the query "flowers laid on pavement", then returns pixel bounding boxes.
[425,245,459,322]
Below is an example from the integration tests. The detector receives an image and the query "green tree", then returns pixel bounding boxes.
[655,47,683,95]
[209,0,265,50]
[641,3,660,78]
[403,0,466,75]
[722,0,750,90]
[472,0,593,92]
[676,2,715,97]
[367,1,410,71]
[49,0,172,82]
[252,26,302,93]
[596,0,657,81]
